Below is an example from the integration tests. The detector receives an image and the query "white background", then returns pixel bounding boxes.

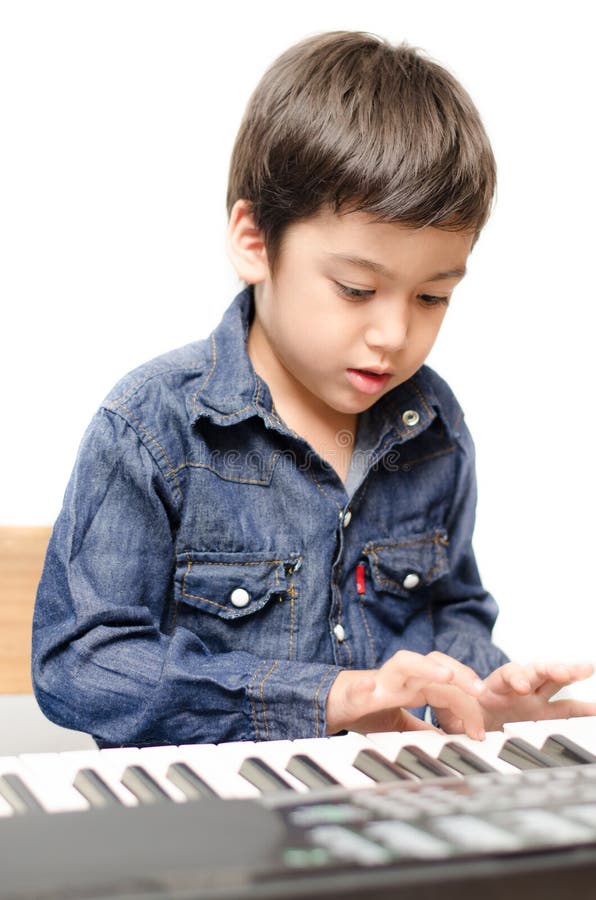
[1,1,595,695]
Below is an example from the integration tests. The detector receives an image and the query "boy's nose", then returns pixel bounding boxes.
[364,307,409,354]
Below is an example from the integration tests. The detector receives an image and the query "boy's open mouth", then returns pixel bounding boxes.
[346,368,393,395]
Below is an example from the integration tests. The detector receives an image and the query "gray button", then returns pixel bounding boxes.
[230,587,250,608]
[341,509,352,528]
[292,557,302,572]
[403,573,420,590]
[333,623,346,642]
[402,409,420,427]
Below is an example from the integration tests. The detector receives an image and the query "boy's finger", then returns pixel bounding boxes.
[423,683,485,740]
[383,650,455,685]
[425,650,485,695]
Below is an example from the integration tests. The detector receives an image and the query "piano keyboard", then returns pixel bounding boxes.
[3,717,596,899]
[2,716,596,815]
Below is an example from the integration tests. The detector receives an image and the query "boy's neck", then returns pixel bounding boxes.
[247,315,357,484]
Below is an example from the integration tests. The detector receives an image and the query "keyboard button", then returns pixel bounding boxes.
[431,814,523,852]
[308,824,393,865]
[365,820,452,858]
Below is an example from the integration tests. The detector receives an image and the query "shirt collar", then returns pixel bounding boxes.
[189,285,277,428]
[190,284,446,442]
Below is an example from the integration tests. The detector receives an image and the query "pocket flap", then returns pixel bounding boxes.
[363,530,449,598]
[175,550,300,619]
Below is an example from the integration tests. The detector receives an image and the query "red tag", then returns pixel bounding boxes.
[355,562,366,595]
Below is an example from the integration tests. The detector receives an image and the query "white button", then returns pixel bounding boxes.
[402,409,420,427]
[402,573,420,590]
[230,587,250,608]
[333,624,346,642]
[341,509,352,528]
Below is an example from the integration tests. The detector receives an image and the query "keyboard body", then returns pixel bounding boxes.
[3,717,596,899]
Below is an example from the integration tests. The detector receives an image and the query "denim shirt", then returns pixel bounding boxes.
[32,286,508,747]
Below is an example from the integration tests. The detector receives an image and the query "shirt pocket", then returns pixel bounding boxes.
[173,550,301,658]
[361,529,449,632]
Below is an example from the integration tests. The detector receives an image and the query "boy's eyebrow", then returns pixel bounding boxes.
[326,252,467,281]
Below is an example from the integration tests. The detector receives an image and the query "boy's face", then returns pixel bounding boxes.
[249,207,474,420]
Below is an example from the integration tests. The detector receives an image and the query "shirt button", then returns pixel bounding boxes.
[230,587,251,608]
[402,573,420,590]
[402,409,420,428]
[333,623,346,642]
[341,509,352,528]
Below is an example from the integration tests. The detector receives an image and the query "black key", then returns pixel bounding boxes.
[498,737,559,770]
[286,754,340,789]
[541,733,596,766]
[166,762,218,799]
[438,741,497,776]
[395,745,455,780]
[120,765,171,804]
[239,757,295,794]
[0,773,44,814]
[73,768,122,808]
[352,748,412,783]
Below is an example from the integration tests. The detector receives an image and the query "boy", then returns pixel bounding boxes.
[32,31,596,747]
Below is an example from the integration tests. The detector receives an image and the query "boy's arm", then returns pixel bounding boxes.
[32,409,340,746]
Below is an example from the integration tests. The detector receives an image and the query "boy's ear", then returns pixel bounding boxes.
[226,199,270,283]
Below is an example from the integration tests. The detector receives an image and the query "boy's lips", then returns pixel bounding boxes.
[346,367,393,395]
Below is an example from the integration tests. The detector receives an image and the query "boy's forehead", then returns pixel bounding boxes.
[284,208,473,276]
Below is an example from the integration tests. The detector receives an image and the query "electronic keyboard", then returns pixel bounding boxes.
[3,716,596,899]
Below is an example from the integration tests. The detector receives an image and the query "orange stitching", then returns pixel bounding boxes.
[288,578,296,660]
[165,451,280,484]
[314,665,336,738]
[309,468,342,512]
[248,663,265,741]
[116,402,183,501]
[259,661,279,741]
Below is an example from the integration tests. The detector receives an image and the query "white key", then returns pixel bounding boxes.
[232,739,309,793]
[58,748,146,806]
[0,755,58,812]
[366,729,519,775]
[288,733,380,789]
[176,743,260,798]
[19,753,89,812]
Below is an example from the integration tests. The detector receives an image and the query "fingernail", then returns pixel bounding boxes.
[473,679,485,694]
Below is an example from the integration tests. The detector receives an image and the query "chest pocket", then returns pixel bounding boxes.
[173,550,301,658]
[361,529,449,631]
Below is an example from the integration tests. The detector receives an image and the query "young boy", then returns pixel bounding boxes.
[32,31,596,748]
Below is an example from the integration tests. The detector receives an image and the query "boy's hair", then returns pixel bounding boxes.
[226,31,496,277]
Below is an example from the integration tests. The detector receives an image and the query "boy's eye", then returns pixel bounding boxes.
[418,293,450,308]
[335,282,375,300]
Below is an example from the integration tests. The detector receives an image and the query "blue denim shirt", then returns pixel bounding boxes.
[32,286,508,747]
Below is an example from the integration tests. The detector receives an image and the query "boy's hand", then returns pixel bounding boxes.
[326,649,486,740]
[476,661,596,731]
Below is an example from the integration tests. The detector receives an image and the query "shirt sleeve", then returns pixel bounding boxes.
[430,415,509,679]
[31,409,340,746]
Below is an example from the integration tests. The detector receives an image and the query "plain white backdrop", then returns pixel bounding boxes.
[1,1,595,694]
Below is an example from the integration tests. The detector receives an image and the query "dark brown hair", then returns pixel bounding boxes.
[227,31,496,277]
